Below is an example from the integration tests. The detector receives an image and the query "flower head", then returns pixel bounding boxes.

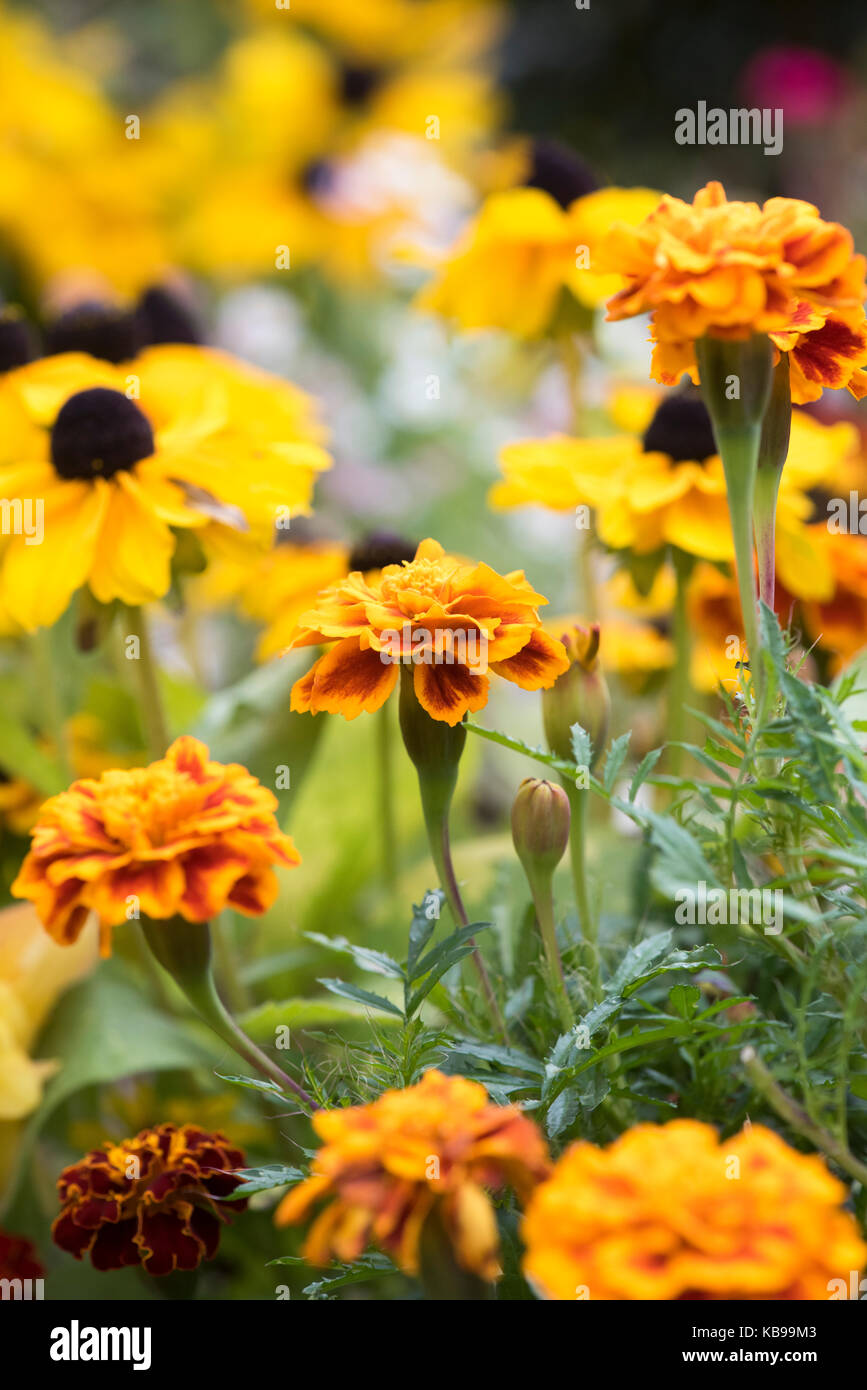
[52,1124,247,1276]
[522,1120,867,1300]
[603,181,867,403]
[0,1229,44,1282]
[12,736,300,957]
[288,537,569,726]
[417,184,660,338]
[275,1069,550,1279]
[0,349,330,629]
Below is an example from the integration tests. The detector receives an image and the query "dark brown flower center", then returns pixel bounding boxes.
[349,531,418,573]
[0,310,38,372]
[642,394,717,464]
[45,301,142,365]
[340,63,384,107]
[135,285,203,346]
[524,139,599,209]
[50,388,155,481]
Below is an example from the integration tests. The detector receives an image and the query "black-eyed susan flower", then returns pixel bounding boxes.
[52,1124,247,1276]
[0,349,330,629]
[275,1068,550,1280]
[522,1120,867,1300]
[11,736,300,957]
[416,182,660,339]
[603,181,867,403]
[287,537,569,726]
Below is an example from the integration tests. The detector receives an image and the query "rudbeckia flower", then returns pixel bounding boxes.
[275,1068,550,1279]
[603,181,867,403]
[0,903,98,1122]
[0,349,330,629]
[416,181,660,338]
[52,1124,247,1275]
[492,393,841,566]
[12,735,300,957]
[522,1120,867,1300]
[287,537,569,726]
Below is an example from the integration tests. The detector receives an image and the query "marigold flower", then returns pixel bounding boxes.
[275,1069,550,1279]
[52,1124,247,1276]
[0,350,331,629]
[11,736,300,957]
[287,537,569,726]
[603,181,867,404]
[522,1120,867,1300]
[0,1229,44,1282]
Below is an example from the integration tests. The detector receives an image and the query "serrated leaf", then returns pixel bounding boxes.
[317,978,404,1018]
[227,1163,305,1200]
[306,932,405,979]
[603,731,631,794]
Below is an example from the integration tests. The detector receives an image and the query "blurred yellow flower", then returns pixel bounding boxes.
[0,903,98,1122]
[522,1120,867,1300]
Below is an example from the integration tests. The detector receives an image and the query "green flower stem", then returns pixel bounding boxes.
[143,917,317,1112]
[695,335,774,707]
[397,668,507,1042]
[28,627,73,781]
[564,783,600,1002]
[120,603,170,758]
[742,1046,867,1188]
[532,879,574,1033]
[753,355,793,610]
[376,698,399,896]
[668,548,693,780]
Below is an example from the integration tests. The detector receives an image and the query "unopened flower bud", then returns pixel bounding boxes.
[511,778,570,882]
[542,622,610,770]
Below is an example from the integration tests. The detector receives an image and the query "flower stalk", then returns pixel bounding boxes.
[397,667,507,1040]
[753,354,793,610]
[142,915,317,1112]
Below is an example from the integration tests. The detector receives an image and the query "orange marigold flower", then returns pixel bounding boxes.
[11,735,300,956]
[275,1068,551,1279]
[522,1120,867,1300]
[287,537,569,726]
[603,181,867,404]
[52,1124,247,1276]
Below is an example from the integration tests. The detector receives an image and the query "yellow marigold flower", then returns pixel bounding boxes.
[0,349,330,629]
[11,736,300,957]
[53,1124,247,1275]
[287,537,569,726]
[416,184,659,338]
[603,181,867,404]
[0,903,98,1122]
[522,1120,867,1300]
[275,1068,550,1279]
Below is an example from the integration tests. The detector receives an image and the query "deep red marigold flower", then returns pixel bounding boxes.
[0,1229,44,1281]
[52,1124,247,1276]
[286,537,569,726]
[275,1068,551,1279]
[11,736,300,956]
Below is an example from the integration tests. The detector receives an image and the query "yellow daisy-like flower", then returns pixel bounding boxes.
[0,349,330,629]
[11,736,300,957]
[603,180,867,403]
[274,1068,551,1279]
[492,394,842,566]
[522,1120,867,1300]
[0,902,98,1122]
[416,184,660,338]
[287,537,569,726]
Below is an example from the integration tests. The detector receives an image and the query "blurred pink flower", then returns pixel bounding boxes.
[741,45,849,126]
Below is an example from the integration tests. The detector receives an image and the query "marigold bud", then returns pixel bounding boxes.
[542,622,610,770]
[511,778,570,880]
